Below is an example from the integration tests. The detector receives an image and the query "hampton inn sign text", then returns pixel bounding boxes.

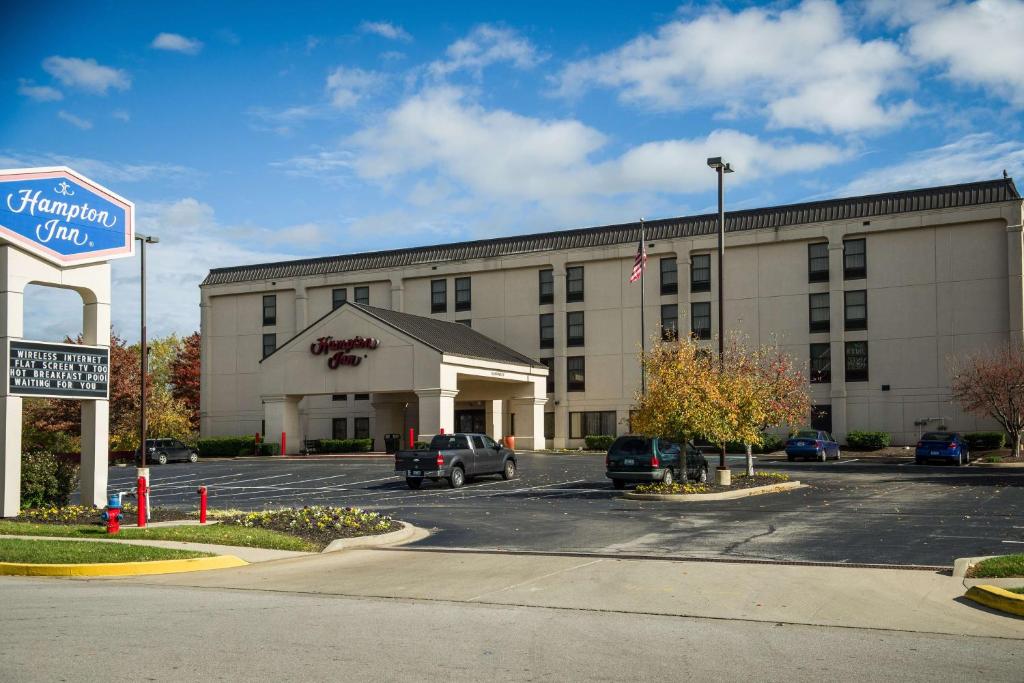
[310,336,379,369]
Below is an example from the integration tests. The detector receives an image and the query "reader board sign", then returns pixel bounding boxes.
[7,340,110,400]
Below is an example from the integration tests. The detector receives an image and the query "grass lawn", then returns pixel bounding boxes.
[1009,587,1024,594]
[0,521,317,552]
[967,554,1024,578]
[0,538,211,564]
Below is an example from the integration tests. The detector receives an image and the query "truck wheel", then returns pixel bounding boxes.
[406,477,423,490]
[612,479,626,490]
[662,468,674,486]
[502,459,516,480]
[189,452,199,463]
[448,466,465,489]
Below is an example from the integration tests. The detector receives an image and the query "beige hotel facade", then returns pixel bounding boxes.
[200,178,1023,451]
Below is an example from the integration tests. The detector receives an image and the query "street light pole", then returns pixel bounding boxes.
[136,234,159,469]
[707,157,733,480]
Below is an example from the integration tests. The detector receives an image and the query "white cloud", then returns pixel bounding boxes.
[42,56,130,94]
[151,32,204,55]
[246,105,325,135]
[428,24,544,78]
[271,150,354,177]
[0,151,195,184]
[360,21,412,41]
[906,0,1024,106]
[839,133,1024,196]
[17,79,62,102]
[862,0,950,27]
[57,110,92,130]
[556,1,914,133]
[112,109,131,122]
[325,66,384,108]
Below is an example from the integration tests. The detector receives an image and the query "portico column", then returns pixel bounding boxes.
[80,292,111,508]
[295,285,308,331]
[510,397,547,450]
[828,240,848,442]
[264,395,301,454]
[484,399,503,442]
[0,276,23,517]
[415,388,458,439]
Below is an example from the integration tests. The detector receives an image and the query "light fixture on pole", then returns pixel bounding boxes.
[706,156,733,484]
[135,233,159,522]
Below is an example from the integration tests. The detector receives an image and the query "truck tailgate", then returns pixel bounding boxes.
[394,451,440,473]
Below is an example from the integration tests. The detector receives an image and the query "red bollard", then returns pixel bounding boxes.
[197,486,207,524]
[255,432,261,456]
[408,427,415,449]
[439,427,444,435]
[137,476,147,528]
[281,431,287,456]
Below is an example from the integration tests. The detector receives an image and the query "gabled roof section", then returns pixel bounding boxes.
[203,178,1020,286]
[262,301,545,369]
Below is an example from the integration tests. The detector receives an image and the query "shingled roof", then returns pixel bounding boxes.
[204,178,1020,286]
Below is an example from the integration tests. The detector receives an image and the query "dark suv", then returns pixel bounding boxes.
[605,435,709,490]
[135,438,199,466]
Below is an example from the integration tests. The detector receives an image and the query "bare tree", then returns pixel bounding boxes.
[950,344,1024,457]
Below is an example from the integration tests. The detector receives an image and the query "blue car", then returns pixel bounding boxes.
[785,429,841,462]
[915,432,970,466]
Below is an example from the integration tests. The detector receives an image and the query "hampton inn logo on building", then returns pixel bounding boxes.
[310,336,380,369]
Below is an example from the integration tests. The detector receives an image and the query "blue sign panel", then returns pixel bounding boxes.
[0,167,134,265]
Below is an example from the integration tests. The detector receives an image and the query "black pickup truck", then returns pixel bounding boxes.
[394,433,517,489]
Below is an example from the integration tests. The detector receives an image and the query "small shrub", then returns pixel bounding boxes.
[21,451,79,509]
[982,454,1004,463]
[196,436,257,457]
[846,431,891,450]
[584,435,616,451]
[317,438,373,453]
[964,432,1006,450]
[635,481,711,494]
[760,435,786,453]
[738,471,790,482]
[258,442,281,456]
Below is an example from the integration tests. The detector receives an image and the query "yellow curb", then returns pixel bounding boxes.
[965,585,1024,617]
[0,554,248,577]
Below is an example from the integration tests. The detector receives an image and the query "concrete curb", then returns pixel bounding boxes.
[622,481,803,502]
[322,522,427,553]
[0,554,248,577]
[964,585,1024,617]
[952,556,997,578]
[971,462,1024,469]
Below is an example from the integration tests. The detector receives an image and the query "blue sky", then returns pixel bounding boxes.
[2,0,1023,341]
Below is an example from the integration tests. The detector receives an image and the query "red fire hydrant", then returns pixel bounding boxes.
[197,486,207,524]
[101,494,123,534]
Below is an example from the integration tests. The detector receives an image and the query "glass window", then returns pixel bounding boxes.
[540,357,555,394]
[544,412,555,440]
[354,393,369,400]
[567,311,585,347]
[660,258,678,295]
[262,294,276,326]
[332,418,347,440]
[482,435,499,449]
[567,356,585,392]
[569,411,616,439]
[539,269,554,305]
[844,290,867,330]
[539,313,554,349]
[691,254,711,292]
[566,266,584,302]
[472,435,486,449]
[354,286,369,305]
[331,394,347,401]
[810,343,831,383]
[809,293,830,333]
[332,288,346,310]
[455,277,471,311]
[261,333,276,359]
[661,304,678,341]
[354,417,370,439]
[808,243,829,282]
[691,302,711,340]
[845,341,869,382]
[431,279,447,313]
[844,238,866,279]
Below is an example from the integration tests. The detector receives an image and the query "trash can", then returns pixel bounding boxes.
[384,433,400,454]
[504,435,516,450]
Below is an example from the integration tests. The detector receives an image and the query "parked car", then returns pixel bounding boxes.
[135,438,199,466]
[394,433,516,489]
[915,431,970,466]
[785,430,840,461]
[605,435,709,490]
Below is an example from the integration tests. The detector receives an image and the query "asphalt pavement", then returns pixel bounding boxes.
[101,452,1024,567]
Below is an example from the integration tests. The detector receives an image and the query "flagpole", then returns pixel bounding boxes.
[640,218,646,396]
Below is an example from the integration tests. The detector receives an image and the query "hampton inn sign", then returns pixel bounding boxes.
[310,335,380,369]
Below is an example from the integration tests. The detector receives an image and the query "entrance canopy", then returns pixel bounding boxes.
[259,302,548,452]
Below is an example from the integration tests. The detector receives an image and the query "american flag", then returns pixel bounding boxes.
[629,238,647,283]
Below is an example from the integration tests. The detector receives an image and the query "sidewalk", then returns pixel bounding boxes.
[127,548,1024,638]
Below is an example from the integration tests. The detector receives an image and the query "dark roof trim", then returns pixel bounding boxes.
[205,178,1020,286]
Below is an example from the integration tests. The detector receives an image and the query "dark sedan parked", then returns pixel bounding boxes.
[605,435,709,490]
[915,431,970,466]
[135,438,199,466]
[785,430,841,462]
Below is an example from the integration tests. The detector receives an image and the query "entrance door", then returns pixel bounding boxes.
[811,405,832,433]
[455,409,485,434]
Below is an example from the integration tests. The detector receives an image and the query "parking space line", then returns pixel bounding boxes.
[219,475,403,504]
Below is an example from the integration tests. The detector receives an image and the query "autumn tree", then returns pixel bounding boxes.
[950,344,1024,457]
[170,332,201,430]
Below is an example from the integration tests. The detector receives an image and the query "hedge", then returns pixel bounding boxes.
[196,436,257,457]
[722,434,787,454]
[584,435,616,450]
[22,451,79,509]
[964,432,1006,450]
[846,431,891,450]
[259,442,281,456]
[317,438,374,453]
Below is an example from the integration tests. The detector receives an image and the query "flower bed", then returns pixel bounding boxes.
[17,504,189,525]
[219,506,396,549]
[635,471,790,495]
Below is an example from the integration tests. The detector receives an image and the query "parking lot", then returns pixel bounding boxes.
[105,452,1024,567]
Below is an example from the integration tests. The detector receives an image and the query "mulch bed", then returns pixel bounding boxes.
[636,473,791,495]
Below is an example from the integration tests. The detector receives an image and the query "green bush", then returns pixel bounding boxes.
[760,434,786,453]
[585,435,616,450]
[196,436,257,457]
[846,431,892,450]
[258,442,281,456]
[21,451,79,509]
[964,432,1006,450]
[317,438,374,453]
